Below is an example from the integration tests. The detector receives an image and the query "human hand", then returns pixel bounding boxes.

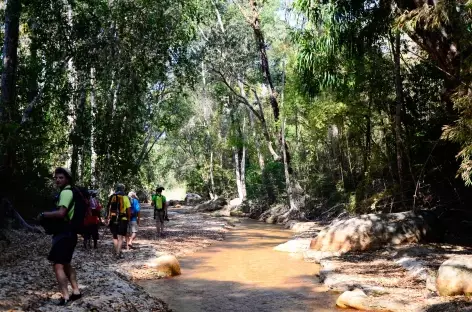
[37,212,45,221]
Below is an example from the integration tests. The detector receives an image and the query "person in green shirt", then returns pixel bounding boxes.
[38,167,81,306]
[151,186,167,237]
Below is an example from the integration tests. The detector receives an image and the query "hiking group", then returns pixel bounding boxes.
[37,167,168,305]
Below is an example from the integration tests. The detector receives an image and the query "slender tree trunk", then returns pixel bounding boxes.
[209,150,216,199]
[248,109,265,170]
[393,30,405,206]
[0,0,21,121]
[243,1,300,214]
[0,0,22,190]
[234,147,244,200]
[241,145,247,199]
[90,67,97,186]
[364,96,372,175]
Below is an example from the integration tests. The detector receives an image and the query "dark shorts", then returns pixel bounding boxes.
[48,234,78,264]
[84,224,99,240]
[155,209,165,224]
[110,218,128,239]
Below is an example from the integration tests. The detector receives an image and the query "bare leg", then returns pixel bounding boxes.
[117,235,123,256]
[53,264,70,300]
[113,238,118,254]
[129,232,137,245]
[63,264,80,294]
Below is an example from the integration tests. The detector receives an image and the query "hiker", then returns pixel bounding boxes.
[106,183,131,258]
[83,191,101,249]
[38,167,82,305]
[127,191,140,248]
[152,186,167,237]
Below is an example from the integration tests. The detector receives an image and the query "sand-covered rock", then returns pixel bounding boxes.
[147,254,181,277]
[436,256,472,296]
[310,210,439,253]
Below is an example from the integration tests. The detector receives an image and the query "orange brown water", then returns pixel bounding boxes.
[138,219,344,312]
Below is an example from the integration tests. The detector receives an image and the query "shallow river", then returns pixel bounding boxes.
[138,219,347,312]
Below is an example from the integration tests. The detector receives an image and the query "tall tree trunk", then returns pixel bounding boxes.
[0,0,22,191]
[209,150,216,199]
[90,67,97,187]
[234,147,244,200]
[0,0,21,121]
[248,109,264,170]
[244,1,301,215]
[71,75,87,181]
[241,145,247,199]
[393,31,405,207]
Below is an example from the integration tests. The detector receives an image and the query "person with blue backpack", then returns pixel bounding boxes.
[127,191,140,249]
[37,167,82,306]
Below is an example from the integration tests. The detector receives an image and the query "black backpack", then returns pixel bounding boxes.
[68,186,90,234]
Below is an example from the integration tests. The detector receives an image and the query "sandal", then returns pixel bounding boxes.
[57,298,70,306]
[70,293,82,301]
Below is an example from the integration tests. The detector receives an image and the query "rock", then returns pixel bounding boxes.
[195,198,228,212]
[395,257,429,281]
[274,239,311,253]
[229,198,242,207]
[229,209,249,217]
[310,210,438,253]
[336,289,368,310]
[436,256,472,296]
[259,204,288,224]
[185,193,203,205]
[285,221,324,233]
[148,255,181,278]
[303,250,339,263]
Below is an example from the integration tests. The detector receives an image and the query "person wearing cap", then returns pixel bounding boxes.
[151,186,167,237]
[127,191,140,248]
[38,167,82,305]
[106,183,131,258]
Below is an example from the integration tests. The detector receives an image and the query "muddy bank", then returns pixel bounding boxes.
[0,204,228,311]
[281,221,472,311]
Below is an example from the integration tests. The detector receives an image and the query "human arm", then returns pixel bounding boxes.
[42,207,68,219]
[41,189,72,219]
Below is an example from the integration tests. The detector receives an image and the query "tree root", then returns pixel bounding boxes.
[1,198,42,233]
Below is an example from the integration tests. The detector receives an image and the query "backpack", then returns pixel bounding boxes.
[108,194,130,219]
[130,198,139,218]
[68,186,90,234]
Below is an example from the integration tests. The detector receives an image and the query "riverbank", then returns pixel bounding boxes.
[0,204,228,311]
[279,221,472,312]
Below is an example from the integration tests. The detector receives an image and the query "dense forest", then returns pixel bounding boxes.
[1,0,472,229]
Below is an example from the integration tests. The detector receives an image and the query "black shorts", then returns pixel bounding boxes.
[48,234,78,264]
[110,218,128,239]
[155,209,165,224]
[84,224,99,240]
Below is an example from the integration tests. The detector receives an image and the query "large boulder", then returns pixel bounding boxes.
[147,255,181,278]
[310,210,440,253]
[436,256,472,296]
[185,193,203,205]
[195,198,228,212]
[274,239,311,253]
[336,289,368,310]
[229,198,242,207]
